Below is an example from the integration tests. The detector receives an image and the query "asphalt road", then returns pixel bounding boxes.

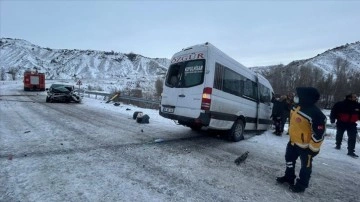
[1,84,359,202]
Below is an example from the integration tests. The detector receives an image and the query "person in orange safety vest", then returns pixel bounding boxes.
[276,87,326,193]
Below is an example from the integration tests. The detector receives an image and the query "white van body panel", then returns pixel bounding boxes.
[160,48,208,119]
[256,75,273,130]
[160,42,273,132]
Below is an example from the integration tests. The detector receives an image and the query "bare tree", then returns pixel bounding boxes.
[260,57,356,109]
[316,73,335,109]
[155,77,163,97]
[312,66,324,87]
[6,66,20,80]
[284,66,298,93]
[135,79,141,88]
[333,58,350,102]
[296,66,313,87]
[347,71,360,95]
[266,64,299,95]
[262,64,289,95]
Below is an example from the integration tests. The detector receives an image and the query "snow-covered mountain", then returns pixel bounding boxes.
[250,41,360,75]
[0,38,170,93]
[1,38,359,93]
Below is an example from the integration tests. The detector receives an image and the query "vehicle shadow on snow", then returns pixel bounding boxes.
[192,128,262,142]
[1,127,261,160]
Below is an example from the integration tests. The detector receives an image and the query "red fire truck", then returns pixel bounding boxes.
[23,70,45,91]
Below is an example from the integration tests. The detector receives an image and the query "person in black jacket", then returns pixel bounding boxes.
[271,95,287,136]
[330,93,359,158]
[276,87,326,193]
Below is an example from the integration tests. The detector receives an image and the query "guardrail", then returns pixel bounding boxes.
[80,90,161,109]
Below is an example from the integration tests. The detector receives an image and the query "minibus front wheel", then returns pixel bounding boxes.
[228,119,245,142]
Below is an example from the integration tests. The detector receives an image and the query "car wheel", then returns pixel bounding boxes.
[228,119,245,142]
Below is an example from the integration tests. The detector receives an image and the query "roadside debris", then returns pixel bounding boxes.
[106,92,120,103]
[132,111,150,124]
[154,138,164,143]
[136,114,150,124]
[234,151,249,165]
[133,111,142,119]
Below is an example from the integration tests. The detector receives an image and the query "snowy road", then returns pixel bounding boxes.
[1,81,359,202]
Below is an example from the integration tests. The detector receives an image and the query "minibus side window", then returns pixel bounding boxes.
[214,63,224,90]
[244,79,257,100]
[259,84,271,103]
[215,63,246,97]
[223,68,239,96]
[237,75,245,96]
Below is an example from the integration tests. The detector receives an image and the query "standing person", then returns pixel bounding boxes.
[271,95,287,136]
[282,92,295,135]
[330,93,359,158]
[276,87,326,193]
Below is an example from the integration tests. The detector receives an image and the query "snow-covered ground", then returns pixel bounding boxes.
[1,80,360,202]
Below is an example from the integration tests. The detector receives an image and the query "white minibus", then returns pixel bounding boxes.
[159,42,274,141]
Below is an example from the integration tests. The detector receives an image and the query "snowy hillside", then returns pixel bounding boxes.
[250,41,360,75]
[303,41,360,74]
[0,38,170,93]
[1,38,359,93]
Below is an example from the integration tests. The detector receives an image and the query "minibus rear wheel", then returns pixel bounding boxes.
[228,119,245,142]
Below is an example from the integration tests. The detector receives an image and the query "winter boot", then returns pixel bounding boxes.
[347,152,359,158]
[276,176,295,186]
[289,183,305,193]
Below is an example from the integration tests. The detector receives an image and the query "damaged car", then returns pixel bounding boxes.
[46,84,81,103]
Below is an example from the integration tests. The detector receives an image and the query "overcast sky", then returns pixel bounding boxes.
[1,0,359,67]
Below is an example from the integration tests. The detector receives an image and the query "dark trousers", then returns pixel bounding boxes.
[336,122,357,153]
[273,117,282,133]
[284,142,316,189]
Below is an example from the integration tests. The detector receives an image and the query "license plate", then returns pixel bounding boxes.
[163,107,174,113]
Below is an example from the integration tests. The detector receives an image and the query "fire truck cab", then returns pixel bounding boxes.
[23,69,45,91]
